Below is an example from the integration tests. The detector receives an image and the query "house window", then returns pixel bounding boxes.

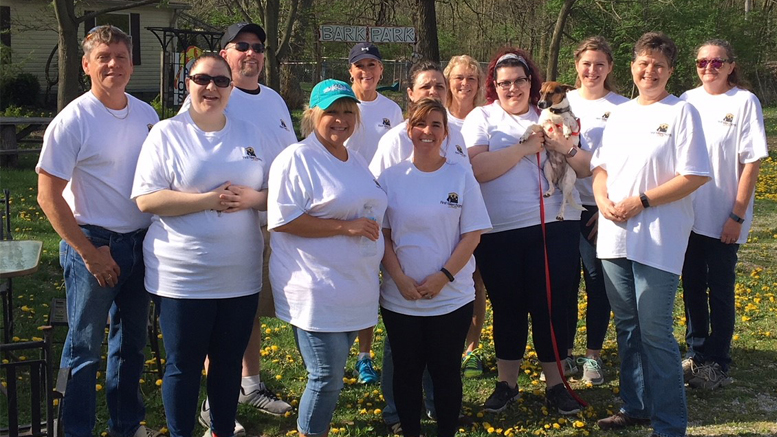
[85,12,141,65]
[0,6,10,65]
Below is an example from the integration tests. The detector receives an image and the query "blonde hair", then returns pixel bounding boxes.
[444,55,486,107]
[301,98,361,137]
[82,25,132,59]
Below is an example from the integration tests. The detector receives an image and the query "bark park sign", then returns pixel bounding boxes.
[319,25,416,43]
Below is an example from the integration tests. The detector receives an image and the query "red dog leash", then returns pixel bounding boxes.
[535,151,588,407]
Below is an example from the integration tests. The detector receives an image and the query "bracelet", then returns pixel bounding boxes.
[639,193,650,208]
[729,212,744,223]
[566,146,578,158]
[440,267,455,282]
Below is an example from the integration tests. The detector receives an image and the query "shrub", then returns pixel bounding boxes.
[0,73,40,110]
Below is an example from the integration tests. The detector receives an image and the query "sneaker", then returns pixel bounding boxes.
[577,356,604,385]
[238,383,293,416]
[682,357,699,383]
[539,356,579,381]
[688,362,733,390]
[596,411,651,430]
[133,426,162,437]
[545,384,582,415]
[387,421,403,435]
[482,381,521,413]
[461,351,484,378]
[355,357,380,384]
[198,399,246,436]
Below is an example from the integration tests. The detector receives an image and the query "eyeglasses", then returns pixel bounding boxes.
[188,74,232,88]
[227,41,265,54]
[495,77,530,90]
[696,58,731,69]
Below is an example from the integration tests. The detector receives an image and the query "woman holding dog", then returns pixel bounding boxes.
[560,36,630,386]
[443,55,490,378]
[592,32,710,437]
[679,39,768,389]
[379,97,491,437]
[461,48,583,415]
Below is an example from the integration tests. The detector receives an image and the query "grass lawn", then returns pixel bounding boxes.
[1,110,777,436]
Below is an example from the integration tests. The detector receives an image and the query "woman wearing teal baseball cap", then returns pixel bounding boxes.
[266,79,388,437]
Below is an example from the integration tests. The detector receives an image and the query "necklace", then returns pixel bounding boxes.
[103,97,131,120]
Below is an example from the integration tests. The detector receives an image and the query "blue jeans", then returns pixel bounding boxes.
[292,328,358,436]
[681,232,738,372]
[155,293,258,437]
[59,225,149,437]
[601,258,686,437]
[568,205,611,351]
[381,330,436,426]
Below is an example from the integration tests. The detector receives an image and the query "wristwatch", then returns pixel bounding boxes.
[639,193,650,208]
[566,146,578,158]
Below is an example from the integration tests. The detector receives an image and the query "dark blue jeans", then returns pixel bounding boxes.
[154,293,258,437]
[567,205,611,351]
[681,232,739,372]
[59,225,149,437]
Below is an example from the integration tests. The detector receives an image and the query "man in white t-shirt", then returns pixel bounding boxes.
[188,23,296,428]
[36,26,159,437]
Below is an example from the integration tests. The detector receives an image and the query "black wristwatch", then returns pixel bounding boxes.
[639,193,650,208]
[729,212,744,223]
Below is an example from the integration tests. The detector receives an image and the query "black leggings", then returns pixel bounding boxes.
[474,221,579,362]
[382,302,473,437]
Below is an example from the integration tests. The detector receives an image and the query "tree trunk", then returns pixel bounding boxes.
[415,0,440,63]
[546,0,576,81]
[53,0,81,112]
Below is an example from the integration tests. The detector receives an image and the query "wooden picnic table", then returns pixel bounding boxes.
[0,116,53,167]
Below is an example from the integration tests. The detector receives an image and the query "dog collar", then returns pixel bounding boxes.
[549,106,571,115]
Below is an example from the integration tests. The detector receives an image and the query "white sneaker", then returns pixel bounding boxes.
[539,356,579,381]
[198,399,246,437]
[133,426,162,437]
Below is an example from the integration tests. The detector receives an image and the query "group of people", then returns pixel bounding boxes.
[36,19,767,437]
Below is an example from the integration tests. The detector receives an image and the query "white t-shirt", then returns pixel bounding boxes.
[591,95,711,275]
[680,86,768,244]
[345,93,404,163]
[461,101,581,233]
[447,110,465,133]
[37,91,158,233]
[368,120,470,177]
[267,134,388,332]
[378,160,491,316]
[566,90,630,205]
[131,112,268,299]
[181,85,297,226]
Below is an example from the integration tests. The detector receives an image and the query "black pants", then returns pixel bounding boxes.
[475,221,579,362]
[382,302,473,437]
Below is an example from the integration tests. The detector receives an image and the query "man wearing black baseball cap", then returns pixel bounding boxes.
[185,22,297,436]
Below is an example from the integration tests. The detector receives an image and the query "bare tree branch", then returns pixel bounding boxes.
[79,0,161,24]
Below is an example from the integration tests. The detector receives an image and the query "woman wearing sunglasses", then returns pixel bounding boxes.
[679,39,768,389]
[461,48,583,415]
[132,52,269,437]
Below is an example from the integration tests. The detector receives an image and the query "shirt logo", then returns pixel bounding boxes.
[147,123,154,132]
[454,144,466,157]
[651,123,672,138]
[280,119,290,131]
[441,192,462,208]
[600,111,611,121]
[243,147,261,161]
[361,47,370,52]
[381,118,391,128]
[719,113,736,127]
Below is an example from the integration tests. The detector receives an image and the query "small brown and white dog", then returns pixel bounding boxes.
[522,81,584,220]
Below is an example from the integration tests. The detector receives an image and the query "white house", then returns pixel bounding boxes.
[0,0,190,100]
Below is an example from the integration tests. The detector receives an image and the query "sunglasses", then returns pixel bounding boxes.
[228,41,265,54]
[188,74,232,88]
[696,58,731,69]
[86,25,131,40]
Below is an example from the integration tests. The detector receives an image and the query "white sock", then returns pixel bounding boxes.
[242,375,263,391]
[357,352,371,361]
